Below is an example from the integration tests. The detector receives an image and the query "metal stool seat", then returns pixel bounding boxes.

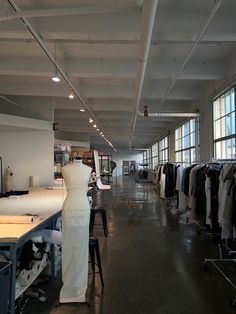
[89,207,108,237]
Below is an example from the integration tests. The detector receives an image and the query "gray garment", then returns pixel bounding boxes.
[176,165,186,211]
[218,164,234,224]
[205,176,211,225]
[189,165,205,219]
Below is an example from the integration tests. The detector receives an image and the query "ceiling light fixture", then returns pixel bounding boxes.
[52,68,60,82]
[89,118,94,123]
[102,134,104,137]
[80,107,86,112]
[68,91,74,99]
[93,124,97,128]
[96,128,100,131]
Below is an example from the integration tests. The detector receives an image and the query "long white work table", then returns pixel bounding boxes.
[0,188,66,314]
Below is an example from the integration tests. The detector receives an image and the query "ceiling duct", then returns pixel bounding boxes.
[129,0,158,148]
[137,110,199,118]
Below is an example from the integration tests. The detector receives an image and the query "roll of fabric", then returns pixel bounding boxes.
[41,253,48,267]
[0,215,39,224]
[29,176,39,188]
[17,269,31,286]
[32,261,41,274]
[15,281,21,295]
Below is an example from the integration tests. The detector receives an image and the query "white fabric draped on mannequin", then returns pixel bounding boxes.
[60,159,92,303]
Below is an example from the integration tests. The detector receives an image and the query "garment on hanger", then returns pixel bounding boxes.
[231,176,236,226]
[183,164,196,196]
[205,175,211,226]
[188,164,204,219]
[207,165,221,238]
[175,165,186,211]
[160,165,166,198]
[60,159,92,303]
[195,165,207,225]
[163,163,176,198]
[218,164,234,239]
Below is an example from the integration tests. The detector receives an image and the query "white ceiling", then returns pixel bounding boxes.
[0,0,235,150]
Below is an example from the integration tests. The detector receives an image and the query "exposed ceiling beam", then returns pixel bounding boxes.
[0,57,226,80]
[157,0,223,110]
[1,29,236,44]
[0,5,139,21]
[130,0,158,148]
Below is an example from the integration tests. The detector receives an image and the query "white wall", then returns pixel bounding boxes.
[0,131,54,192]
[111,149,143,176]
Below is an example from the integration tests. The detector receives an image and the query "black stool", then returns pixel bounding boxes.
[89,236,104,286]
[89,208,108,237]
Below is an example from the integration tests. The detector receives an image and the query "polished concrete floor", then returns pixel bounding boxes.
[23,176,236,314]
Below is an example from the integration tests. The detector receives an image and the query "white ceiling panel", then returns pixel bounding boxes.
[0,0,235,151]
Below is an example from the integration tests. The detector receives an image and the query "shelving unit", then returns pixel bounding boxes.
[54,151,70,178]
[82,151,95,171]
[15,252,49,299]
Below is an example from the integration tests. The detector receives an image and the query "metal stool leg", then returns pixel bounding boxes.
[89,211,95,235]
[89,243,96,274]
[94,239,104,286]
[101,210,108,237]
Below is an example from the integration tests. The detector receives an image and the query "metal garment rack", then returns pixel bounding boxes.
[201,160,236,306]
[204,240,236,307]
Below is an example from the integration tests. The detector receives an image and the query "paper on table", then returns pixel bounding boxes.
[0,215,40,224]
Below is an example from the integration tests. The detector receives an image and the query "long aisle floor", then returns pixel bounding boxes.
[24,176,236,314]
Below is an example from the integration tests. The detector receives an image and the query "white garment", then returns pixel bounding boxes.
[32,229,62,245]
[176,165,186,211]
[160,165,166,199]
[96,178,111,190]
[60,161,92,303]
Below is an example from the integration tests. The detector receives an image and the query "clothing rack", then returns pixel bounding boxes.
[188,160,236,306]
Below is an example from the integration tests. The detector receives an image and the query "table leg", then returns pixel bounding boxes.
[9,247,17,314]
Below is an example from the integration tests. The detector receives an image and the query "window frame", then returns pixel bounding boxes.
[151,142,158,169]
[159,135,169,163]
[175,118,197,164]
[213,87,236,160]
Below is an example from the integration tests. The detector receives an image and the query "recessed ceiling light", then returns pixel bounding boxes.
[80,107,86,112]
[89,118,94,123]
[93,124,97,128]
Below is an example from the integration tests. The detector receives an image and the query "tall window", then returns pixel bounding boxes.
[151,142,158,168]
[213,88,235,159]
[175,119,196,164]
[147,148,152,168]
[143,150,147,164]
[159,136,169,163]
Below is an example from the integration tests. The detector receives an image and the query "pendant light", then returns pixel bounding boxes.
[68,91,74,99]
[52,68,60,82]
[52,43,60,82]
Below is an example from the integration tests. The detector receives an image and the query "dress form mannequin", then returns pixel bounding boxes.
[60,157,92,303]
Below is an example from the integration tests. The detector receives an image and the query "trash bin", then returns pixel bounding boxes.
[0,261,12,314]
